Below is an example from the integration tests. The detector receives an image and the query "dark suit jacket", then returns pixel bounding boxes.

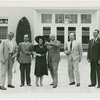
[87,38,100,62]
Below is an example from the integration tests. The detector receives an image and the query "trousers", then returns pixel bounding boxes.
[68,59,80,84]
[48,58,59,86]
[90,61,100,86]
[0,54,14,86]
[20,63,31,85]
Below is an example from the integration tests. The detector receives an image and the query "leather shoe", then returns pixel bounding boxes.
[0,86,6,90]
[97,86,100,88]
[8,85,15,88]
[35,83,39,87]
[76,83,80,87]
[69,82,75,85]
[20,84,24,87]
[53,85,57,88]
[40,83,43,86]
[50,83,53,86]
[88,84,95,87]
[27,84,31,86]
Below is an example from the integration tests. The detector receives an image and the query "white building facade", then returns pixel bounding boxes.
[0,1,100,51]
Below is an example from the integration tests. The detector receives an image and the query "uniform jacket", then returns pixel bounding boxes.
[17,42,33,63]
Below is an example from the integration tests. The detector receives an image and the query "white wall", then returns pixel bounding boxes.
[0,7,34,43]
[0,0,100,8]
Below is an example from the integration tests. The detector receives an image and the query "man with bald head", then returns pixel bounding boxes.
[0,32,17,90]
[64,33,83,87]
[46,34,61,88]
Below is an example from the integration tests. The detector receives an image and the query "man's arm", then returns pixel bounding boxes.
[78,42,83,62]
[16,43,21,59]
[47,40,61,48]
[12,42,18,59]
[0,40,5,63]
[64,42,71,55]
[87,41,91,62]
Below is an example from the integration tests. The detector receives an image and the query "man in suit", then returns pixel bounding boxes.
[87,29,100,88]
[17,34,33,87]
[0,32,17,90]
[46,34,61,88]
[64,33,83,87]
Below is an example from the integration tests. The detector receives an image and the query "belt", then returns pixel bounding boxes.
[9,52,13,56]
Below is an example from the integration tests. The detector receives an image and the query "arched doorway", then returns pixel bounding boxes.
[16,17,31,44]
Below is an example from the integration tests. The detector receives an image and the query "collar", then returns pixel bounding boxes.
[94,37,98,41]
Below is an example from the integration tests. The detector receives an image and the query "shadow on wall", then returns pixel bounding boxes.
[16,17,32,45]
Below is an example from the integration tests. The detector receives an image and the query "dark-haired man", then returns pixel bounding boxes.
[87,29,100,88]
[17,34,33,87]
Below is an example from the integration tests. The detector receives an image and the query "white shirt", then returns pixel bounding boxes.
[8,39,14,53]
[94,37,98,42]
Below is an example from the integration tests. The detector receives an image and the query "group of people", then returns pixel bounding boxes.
[0,32,61,90]
[0,29,100,90]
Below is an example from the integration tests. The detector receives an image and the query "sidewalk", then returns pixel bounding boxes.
[60,52,87,59]
[0,52,100,100]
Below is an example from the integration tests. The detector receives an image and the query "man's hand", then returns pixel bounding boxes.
[98,60,100,64]
[87,59,90,62]
[1,59,5,63]
[36,54,41,57]
[79,58,81,62]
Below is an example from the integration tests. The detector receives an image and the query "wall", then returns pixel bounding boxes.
[0,7,34,43]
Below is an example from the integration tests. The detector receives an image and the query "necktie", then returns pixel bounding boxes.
[70,41,72,51]
[94,39,96,44]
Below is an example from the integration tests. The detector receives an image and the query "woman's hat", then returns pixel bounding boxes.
[35,36,45,44]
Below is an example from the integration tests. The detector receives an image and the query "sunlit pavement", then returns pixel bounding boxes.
[0,53,100,99]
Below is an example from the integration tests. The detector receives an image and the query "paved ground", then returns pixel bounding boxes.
[0,55,100,99]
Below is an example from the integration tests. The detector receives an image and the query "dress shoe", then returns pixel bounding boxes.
[97,86,100,88]
[8,85,15,88]
[27,84,31,86]
[0,86,6,90]
[53,85,57,88]
[88,84,95,87]
[50,83,53,86]
[35,83,39,87]
[76,83,80,87]
[69,82,75,85]
[20,84,24,87]
[40,83,43,86]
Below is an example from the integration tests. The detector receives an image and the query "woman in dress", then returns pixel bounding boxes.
[33,36,48,86]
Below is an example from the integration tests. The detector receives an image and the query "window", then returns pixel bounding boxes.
[57,27,64,51]
[0,19,8,24]
[82,27,90,51]
[0,26,8,39]
[41,14,52,23]
[81,14,91,23]
[55,14,64,23]
[68,27,76,41]
[65,14,77,24]
[43,27,51,41]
